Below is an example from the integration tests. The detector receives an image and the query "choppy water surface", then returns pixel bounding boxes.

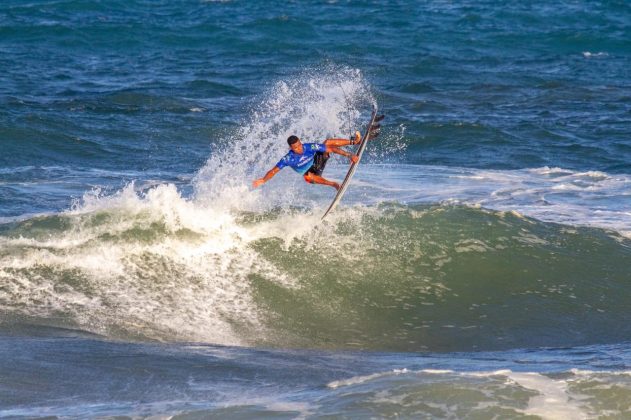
[1,0,630,418]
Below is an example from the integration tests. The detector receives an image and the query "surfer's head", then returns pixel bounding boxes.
[287,135,303,154]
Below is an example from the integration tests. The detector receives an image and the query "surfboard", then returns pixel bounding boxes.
[321,106,381,220]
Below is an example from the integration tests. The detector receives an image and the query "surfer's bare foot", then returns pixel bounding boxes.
[334,182,341,191]
[351,130,361,144]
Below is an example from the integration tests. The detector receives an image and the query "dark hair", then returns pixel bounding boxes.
[287,135,299,145]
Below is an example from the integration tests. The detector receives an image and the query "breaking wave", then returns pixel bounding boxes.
[1,198,630,352]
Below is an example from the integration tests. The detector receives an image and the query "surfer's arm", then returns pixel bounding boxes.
[253,166,280,188]
[327,146,359,164]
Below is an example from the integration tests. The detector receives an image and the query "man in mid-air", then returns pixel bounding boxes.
[252,131,362,191]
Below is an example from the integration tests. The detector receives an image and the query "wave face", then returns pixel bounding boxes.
[2,199,630,352]
[241,204,631,352]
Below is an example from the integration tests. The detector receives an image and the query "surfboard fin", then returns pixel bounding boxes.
[361,113,383,141]
[368,122,381,139]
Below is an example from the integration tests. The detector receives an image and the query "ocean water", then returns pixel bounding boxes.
[1,0,631,418]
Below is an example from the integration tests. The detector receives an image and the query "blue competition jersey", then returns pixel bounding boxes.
[276,143,326,175]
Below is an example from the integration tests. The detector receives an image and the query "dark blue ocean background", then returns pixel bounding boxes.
[2,0,630,217]
[1,1,631,418]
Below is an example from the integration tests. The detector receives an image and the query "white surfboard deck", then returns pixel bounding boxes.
[321,106,379,220]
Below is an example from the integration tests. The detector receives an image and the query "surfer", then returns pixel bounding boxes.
[252,132,362,190]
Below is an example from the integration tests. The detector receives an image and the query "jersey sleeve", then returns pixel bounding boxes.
[308,143,327,152]
[275,155,288,169]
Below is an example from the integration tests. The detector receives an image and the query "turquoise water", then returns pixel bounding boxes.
[1,0,631,418]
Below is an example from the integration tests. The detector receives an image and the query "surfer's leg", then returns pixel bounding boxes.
[323,138,354,147]
[303,173,340,190]
[325,131,361,146]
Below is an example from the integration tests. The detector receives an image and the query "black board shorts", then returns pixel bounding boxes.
[306,152,329,176]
